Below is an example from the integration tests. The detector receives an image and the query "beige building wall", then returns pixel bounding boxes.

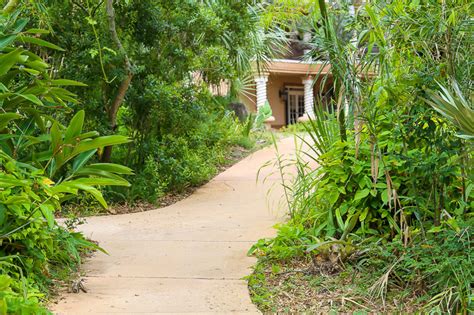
[267,74,305,128]
[240,74,311,128]
[238,61,333,128]
[240,89,257,114]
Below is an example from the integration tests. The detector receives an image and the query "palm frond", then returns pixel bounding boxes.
[425,80,474,140]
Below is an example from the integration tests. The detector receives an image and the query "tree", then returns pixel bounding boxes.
[102,0,133,162]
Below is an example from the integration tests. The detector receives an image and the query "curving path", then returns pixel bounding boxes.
[53,137,296,314]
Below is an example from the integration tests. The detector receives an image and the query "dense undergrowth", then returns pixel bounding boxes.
[108,92,264,204]
[0,1,279,313]
[249,0,473,313]
[0,9,133,313]
[1,0,281,312]
[42,0,284,206]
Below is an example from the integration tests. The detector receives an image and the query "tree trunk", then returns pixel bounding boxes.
[102,0,133,162]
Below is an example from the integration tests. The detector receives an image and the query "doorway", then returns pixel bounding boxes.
[286,87,304,125]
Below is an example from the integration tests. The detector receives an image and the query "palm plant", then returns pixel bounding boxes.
[425,81,474,140]
[224,2,290,102]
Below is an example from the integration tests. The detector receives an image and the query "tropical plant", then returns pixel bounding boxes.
[254,100,273,128]
[425,81,474,140]
[0,7,132,313]
[38,0,280,202]
[250,0,473,312]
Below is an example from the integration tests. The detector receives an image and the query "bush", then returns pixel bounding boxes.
[109,84,252,203]
[0,10,131,313]
[249,0,473,313]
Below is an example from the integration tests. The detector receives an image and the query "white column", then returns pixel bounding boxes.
[303,77,315,119]
[254,75,268,110]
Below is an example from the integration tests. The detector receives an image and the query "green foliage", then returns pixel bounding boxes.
[39,0,270,203]
[241,113,255,139]
[251,0,473,312]
[280,122,309,134]
[361,225,473,313]
[254,100,273,128]
[0,9,131,313]
[0,272,49,314]
[425,80,474,140]
[249,225,473,313]
[106,86,251,202]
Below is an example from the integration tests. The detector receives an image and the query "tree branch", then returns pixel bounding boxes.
[92,0,105,17]
[103,0,133,162]
[106,0,132,75]
[70,0,88,14]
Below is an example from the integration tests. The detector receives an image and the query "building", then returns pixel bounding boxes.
[240,32,335,128]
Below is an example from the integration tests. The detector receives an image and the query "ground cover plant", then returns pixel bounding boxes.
[248,0,473,313]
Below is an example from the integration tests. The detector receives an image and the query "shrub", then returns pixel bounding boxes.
[249,0,473,312]
[0,9,131,312]
[358,224,473,313]
[109,84,252,203]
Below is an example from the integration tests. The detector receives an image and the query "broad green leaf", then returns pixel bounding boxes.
[17,36,65,51]
[12,18,28,33]
[0,34,17,50]
[0,176,29,188]
[16,93,44,106]
[78,131,100,140]
[381,189,389,204]
[83,163,134,175]
[4,196,30,205]
[25,60,49,71]
[341,213,360,240]
[354,188,370,201]
[328,190,340,207]
[53,182,107,208]
[72,150,97,173]
[39,203,55,228]
[359,208,369,221]
[0,49,26,76]
[65,110,85,143]
[70,177,130,187]
[0,113,21,129]
[71,135,130,158]
[335,208,344,230]
[54,136,129,172]
[24,28,50,34]
[50,79,87,87]
[73,168,127,181]
[20,68,40,75]
[50,122,62,152]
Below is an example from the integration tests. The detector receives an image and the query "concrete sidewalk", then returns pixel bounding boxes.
[53,137,296,314]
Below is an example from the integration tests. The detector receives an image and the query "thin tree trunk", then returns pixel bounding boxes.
[102,0,133,162]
